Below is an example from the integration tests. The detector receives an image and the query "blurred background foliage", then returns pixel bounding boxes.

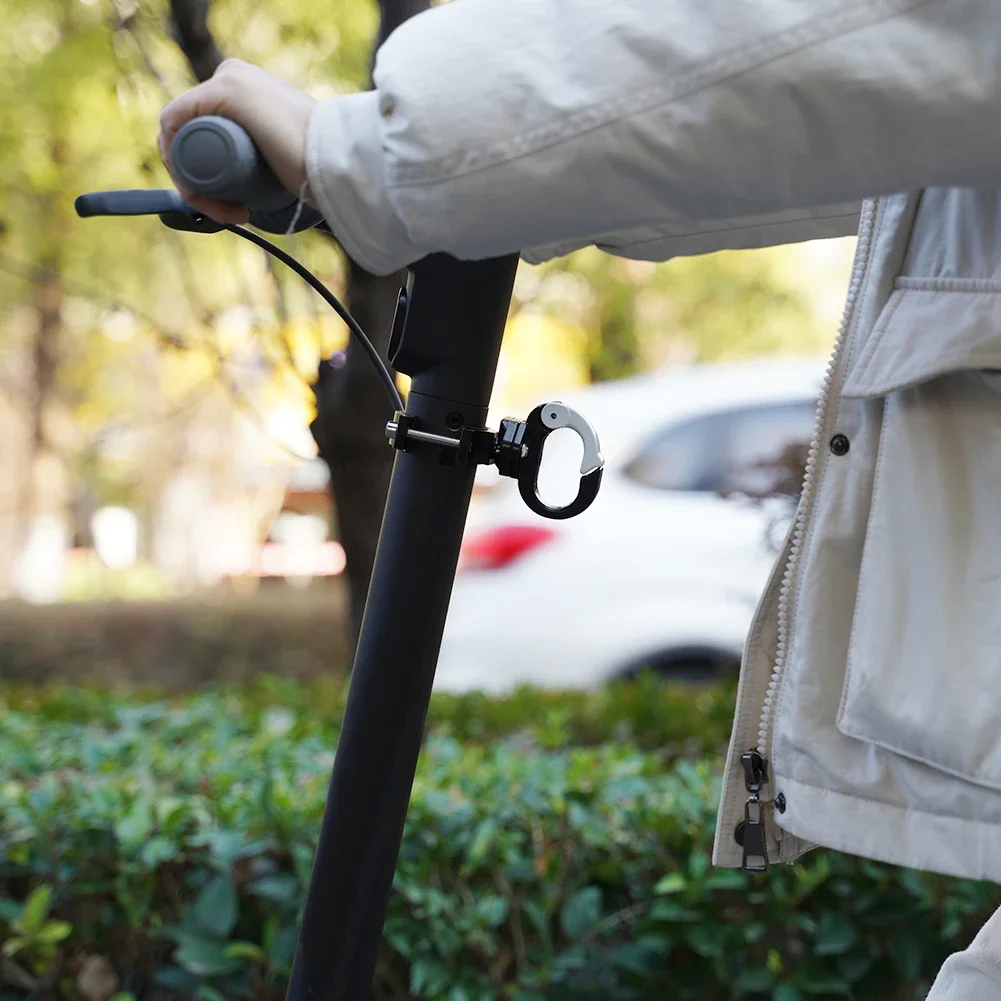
[0,0,855,607]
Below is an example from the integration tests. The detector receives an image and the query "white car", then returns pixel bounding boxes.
[434,355,828,692]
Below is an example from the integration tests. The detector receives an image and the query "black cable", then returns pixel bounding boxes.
[226,225,404,413]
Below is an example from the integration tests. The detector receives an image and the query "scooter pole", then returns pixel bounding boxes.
[285,251,519,1001]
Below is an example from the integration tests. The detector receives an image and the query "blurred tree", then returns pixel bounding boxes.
[0,0,120,595]
[518,245,832,385]
[0,0,851,606]
[0,0,316,596]
[310,0,429,649]
[165,0,425,648]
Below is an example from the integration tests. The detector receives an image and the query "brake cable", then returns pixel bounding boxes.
[226,223,403,412]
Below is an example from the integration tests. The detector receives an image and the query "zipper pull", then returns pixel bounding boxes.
[738,749,770,872]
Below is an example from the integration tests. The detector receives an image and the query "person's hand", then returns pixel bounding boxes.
[158,59,318,225]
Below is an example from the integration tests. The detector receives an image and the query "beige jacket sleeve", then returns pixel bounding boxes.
[305,0,1000,275]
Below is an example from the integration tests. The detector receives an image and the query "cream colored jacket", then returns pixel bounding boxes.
[304,0,1001,890]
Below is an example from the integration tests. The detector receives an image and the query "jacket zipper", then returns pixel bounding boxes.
[739,749,769,872]
[740,201,878,873]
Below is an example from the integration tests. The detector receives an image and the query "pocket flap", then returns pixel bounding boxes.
[842,283,1001,399]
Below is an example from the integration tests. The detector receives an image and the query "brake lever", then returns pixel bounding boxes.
[74,188,329,236]
[159,209,225,234]
[74,189,225,233]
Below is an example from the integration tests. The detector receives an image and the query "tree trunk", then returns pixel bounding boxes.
[12,243,69,603]
[20,255,63,530]
[168,0,223,81]
[313,0,430,645]
[310,261,405,642]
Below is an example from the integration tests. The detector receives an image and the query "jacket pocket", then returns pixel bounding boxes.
[837,282,1001,791]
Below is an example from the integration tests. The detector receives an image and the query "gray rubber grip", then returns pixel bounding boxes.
[170,116,324,233]
[171,116,292,212]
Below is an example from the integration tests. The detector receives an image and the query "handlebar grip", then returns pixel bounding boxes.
[170,116,322,234]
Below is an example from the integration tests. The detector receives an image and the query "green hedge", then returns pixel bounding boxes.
[0,674,736,758]
[2,688,1000,1001]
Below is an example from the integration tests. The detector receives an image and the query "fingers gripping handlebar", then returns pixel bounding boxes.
[170,116,323,234]
[76,118,322,235]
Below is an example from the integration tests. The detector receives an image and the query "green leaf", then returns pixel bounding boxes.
[860,899,921,926]
[224,941,266,962]
[650,900,701,922]
[410,959,431,995]
[190,875,238,939]
[174,935,241,977]
[687,852,710,879]
[813,912,857,956]
[197,830,246,870]
[898,868,930,900]
[115,799,153,848]
[560,887,602,940]
[410,958,449,997]
[475,895,509,928]
[522,901,551,947]
[773,986,802,1001]
[705,870,748,891]
[653,873,686,895]
[685,924,727,959]
[195,987,229,1001]
[734,966,775,994]
[140,836,177,869]
[890,934,923,980]
[153,965,199,992]
[0,899,21,924]
[2,937,27,958]
[837,946,874,983]
[794,970,851,996]
[466,818,499,867]
[35,919,72,944]
[18,886,52,934]
[613,938,668,975]
[266,924,297,971]
[249,874,298,904]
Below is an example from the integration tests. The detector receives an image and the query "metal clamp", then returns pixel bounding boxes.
[385,401,604,520]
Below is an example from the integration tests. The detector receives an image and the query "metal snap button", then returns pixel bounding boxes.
[830,434,850,456]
